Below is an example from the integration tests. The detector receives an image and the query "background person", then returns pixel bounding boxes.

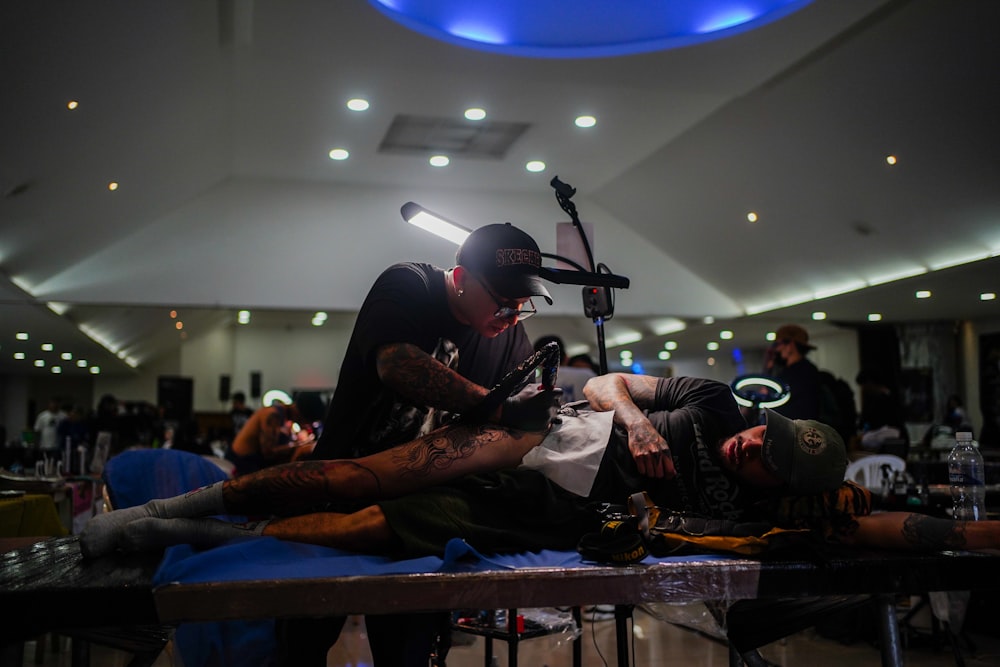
[226,400,315,476]
[767,324,821,420]
[568,353,601,375]
[33,397,66,452]
[228,391,255,439]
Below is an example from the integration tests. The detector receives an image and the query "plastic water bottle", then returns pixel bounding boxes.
[948,431,986,520]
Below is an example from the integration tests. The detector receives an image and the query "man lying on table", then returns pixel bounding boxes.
[81,373,1000,560]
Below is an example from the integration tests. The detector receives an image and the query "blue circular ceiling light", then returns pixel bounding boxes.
[369,0,815,59]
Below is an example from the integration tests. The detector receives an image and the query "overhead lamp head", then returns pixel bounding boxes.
[401,201,471,245]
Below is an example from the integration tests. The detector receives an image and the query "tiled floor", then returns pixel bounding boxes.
[21,600,1000,666]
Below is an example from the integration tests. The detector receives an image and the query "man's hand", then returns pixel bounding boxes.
[499,384,563,432]
[627,420,676,479]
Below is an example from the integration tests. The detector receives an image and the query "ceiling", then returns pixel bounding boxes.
[2,0,999,379]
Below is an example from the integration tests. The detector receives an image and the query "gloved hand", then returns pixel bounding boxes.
[499,384,563,431]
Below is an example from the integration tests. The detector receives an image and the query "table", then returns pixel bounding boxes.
[3,536,1000,667]
[0,493,68,538]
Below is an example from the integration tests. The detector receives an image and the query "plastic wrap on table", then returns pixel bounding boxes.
[639,601,728,641]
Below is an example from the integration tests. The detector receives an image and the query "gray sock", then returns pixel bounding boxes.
[119,517,270,552]
[79,482,227,558]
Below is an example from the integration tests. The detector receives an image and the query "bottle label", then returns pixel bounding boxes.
[949,471,984,486]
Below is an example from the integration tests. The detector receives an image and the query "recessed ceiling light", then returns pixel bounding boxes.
[702,316,715,324]
[812,311,827,320]
[67,100,78,110]
[51,366,62,374]
[14,352,25,360]
[765,332,776,341]
[170,310,177,319]
[77,359,88,367]
[915,290,932,299]
[658,350,671,360]
[707,357,716,366]
[746,212,758,223]
[886,155,897,165]
[90,366,101,374]
[525,160,545,173]
[981,292,996,301]
[464,108,486,121]
[238,310,251,324]
[328,148,350,160]
[707,341,720,351]
[41,343,54,351]
[108,182,119,191]
[720,330,734,340]
[34,359,45,367]
[16,332,28,341]
[868,313,883,321]
[664,341,678,350]
[575,115,596,128]
[429,155,450,167]
[347,98,370,111]
[619,350,633,359]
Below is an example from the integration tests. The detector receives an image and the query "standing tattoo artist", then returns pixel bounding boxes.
[282,222,559,666]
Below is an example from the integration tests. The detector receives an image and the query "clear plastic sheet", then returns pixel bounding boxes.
[639,601,729,641]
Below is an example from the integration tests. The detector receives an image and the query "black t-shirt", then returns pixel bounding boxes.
[312,262,533,459]
[590,376,754,521]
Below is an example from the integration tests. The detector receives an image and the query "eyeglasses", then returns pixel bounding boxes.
[469,274,536,322]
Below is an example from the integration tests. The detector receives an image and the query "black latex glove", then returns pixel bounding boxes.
[499,384,563,431]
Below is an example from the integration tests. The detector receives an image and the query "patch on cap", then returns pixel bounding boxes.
[798,426,829,457]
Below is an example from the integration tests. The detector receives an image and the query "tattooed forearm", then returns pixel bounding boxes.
[376,343,487,412]
[390,424,514,477]
[584,373,659,412]
[901,514,967,550]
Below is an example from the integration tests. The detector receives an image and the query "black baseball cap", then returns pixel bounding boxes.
[456,223,553,304]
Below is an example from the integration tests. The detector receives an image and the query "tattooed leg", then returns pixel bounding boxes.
[82,422,543,558]
[223,422,545,516]
[260,505,396,553]
[107,506,394,555]
[901,514,968,550]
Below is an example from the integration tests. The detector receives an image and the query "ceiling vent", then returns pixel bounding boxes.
[378,114,530,159]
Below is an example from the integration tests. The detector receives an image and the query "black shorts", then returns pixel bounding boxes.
[378,469,589,559]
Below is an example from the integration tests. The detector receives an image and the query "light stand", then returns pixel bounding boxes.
[545,176,631,375]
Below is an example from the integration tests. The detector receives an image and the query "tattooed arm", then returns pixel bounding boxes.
[583,373,675,479]
[834,511,1000,552]
[376,342,491,414]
